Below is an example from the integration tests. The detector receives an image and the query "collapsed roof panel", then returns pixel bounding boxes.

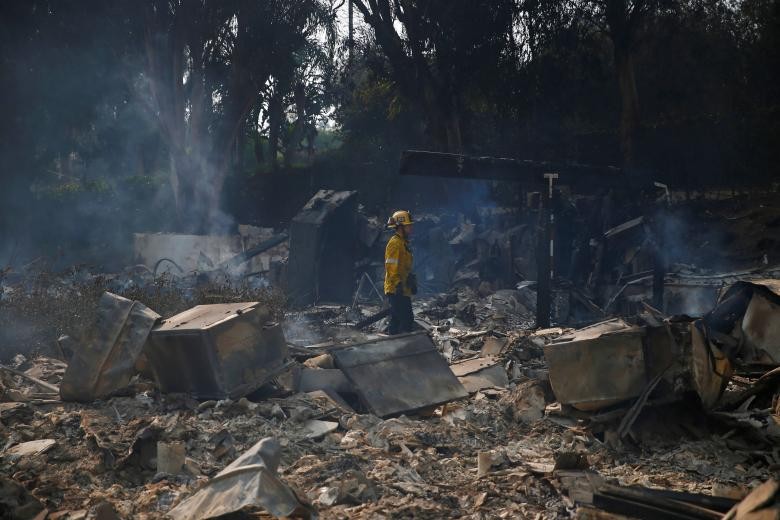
[331,332,468,417]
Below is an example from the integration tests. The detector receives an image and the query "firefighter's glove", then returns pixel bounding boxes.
[407,273,418,295]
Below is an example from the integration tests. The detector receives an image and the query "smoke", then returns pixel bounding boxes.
[282,315,323,346]
[0,8,178,270]
[401,178,505,294]
[654,207,735,273]
[134,40,244,239]
[0,309,49,363]
[0,10,242,271]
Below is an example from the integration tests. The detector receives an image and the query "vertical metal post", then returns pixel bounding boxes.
[348,0,354,64]
[651,217,665,310]
[536,201,551,329]
[536,173,559,328]
[545,173,558,282]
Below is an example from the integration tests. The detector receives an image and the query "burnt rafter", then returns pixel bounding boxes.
[400,149,633,189]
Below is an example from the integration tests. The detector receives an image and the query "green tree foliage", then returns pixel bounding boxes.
[0,0,778,262]
[342,0,779,184]
[350,0,516,152]
[142,0,336,232]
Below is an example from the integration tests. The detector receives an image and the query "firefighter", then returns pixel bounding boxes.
[384,210,417,334]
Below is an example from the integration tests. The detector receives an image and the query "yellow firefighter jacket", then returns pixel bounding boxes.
[384,233,414,296]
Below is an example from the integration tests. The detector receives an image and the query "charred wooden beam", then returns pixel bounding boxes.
[400,150,625,189]
[218,232,289,270]
[353,307,391,329]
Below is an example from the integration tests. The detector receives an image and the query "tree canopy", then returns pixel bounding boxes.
[0,0,777,260]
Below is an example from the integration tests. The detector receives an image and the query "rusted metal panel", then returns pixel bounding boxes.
[146,303,287,399]
[331,332,468,417]
[743,293,780,363]
[544,319,646,411]
[60,292,160,402]
[744,279,780,296]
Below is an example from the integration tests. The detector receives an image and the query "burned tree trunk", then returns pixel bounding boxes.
[614,45,640,166]
[143,2,268,231]
[251,106,265,165]
[143,1,215,232]
[603,0,651,168]
[284,83,308,168]
[352,0,464,153]
[267,90,283,172]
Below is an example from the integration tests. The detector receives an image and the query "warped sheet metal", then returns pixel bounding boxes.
[450,357,509,393]
[690,320,733,409]
[698,279,780,366]
[733,279,780,364]
[331,332,468,417]
[60,292,160,402]
[168,437,314,520]
[544,319,646,411]
[146,302,287,399]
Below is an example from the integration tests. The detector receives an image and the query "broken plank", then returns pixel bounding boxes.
[593,494,707,520]
[599,484,725,520]
[617,367,668,438]
[0,364,59,394]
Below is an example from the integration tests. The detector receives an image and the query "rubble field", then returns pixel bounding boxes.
[3,191,780,519]
[3,363,767,520]
[1,275,779,519]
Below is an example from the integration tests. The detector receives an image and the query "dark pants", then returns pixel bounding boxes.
[387,294,413,335]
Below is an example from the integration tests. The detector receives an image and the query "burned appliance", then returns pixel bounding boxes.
[145,302,288,399]
[287,190,358,306]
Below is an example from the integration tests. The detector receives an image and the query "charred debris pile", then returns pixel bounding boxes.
[2,188,780,519]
